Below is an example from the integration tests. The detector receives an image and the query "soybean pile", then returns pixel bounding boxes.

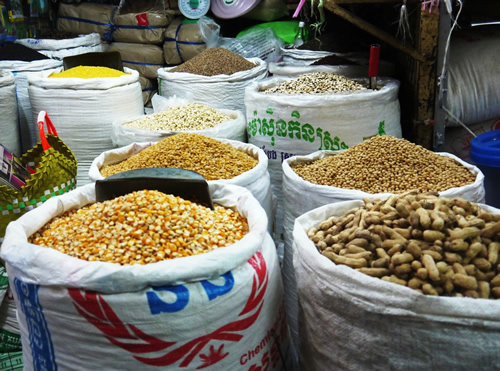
[169,47,256,76]
[123,103,231,131]
[262,72,366,94]
[100,133,258,180]
[291,135,476,194]
[50,66,129,78]
[29,190,249,265]
[308,192,500,298]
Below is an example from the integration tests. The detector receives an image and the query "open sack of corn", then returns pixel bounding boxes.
[0,182,296,370]
[293,193,500,369]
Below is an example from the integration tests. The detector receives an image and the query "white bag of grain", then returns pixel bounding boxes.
[0,59,62,153]
[1,182,296,371]
[0,70,20,156]
[89,139,274,231]
[15,33,103,60]
[157,57,267,114]
[281,149,486,355]
[27,67,144,186]
[245,75,401,243]
[292,199,500,370]
[111,109,246,146]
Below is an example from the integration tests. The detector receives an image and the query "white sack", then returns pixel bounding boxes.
[0,70,20,156]
[293,200,500,370]
[1,183,295,370]
[15,33,103,60]
[281,149,486,355]
[447,25,500,126]
[157,58,268,113]
[0,59,63,153]
[88,139,274,231]
[111,96,247,146]
[27,67,144,186]
[245,76,402,241]
[279,47,333,64]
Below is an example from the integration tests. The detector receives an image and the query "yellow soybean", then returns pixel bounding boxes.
[50,66,129,79]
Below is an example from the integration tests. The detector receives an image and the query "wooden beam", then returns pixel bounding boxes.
[322,0,428,62]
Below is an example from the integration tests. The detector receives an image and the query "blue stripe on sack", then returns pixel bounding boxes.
[14,278,57,371]
[142,88,155,92]
[164,37,205,45]
[174,22,184,63]
[57,15,111,28]
[114,24,167,30]
[122,60,164,67]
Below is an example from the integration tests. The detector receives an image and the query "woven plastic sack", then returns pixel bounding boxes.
[163,17,206,65]
[0,70,20,157]
[0,111,77,244]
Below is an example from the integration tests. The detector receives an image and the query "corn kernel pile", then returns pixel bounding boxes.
[291,135,476,194]
[50,66,129,78]
[100,133,258,180]
[29,190,249,265]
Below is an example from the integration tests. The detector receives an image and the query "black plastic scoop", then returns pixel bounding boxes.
[63,51,124,71]
[95,168,214,209]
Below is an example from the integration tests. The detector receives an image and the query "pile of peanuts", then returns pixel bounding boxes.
[100,133,257,180]
[291,135,476,193]
[29,189,249,265]
[123,103,232,132]
[307,191,500,298]
[262,72,366,94]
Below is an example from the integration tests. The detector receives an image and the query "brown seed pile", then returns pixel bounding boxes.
[291,135,476,194]
[308,192,500,298]
[29,189,249,265]
[100,133,258,180]
[262,72,366,94]
[169,47,256,76]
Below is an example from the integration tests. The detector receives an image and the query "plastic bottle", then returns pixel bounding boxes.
[293,21,305,48]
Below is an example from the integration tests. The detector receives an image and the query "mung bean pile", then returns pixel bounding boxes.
[29,189,249,265]
[169,47,256,76]
[291,135,476,194]
[100,133,257,180]
[308,192,500,298]
[50,66,129,78]
[123,103,232,131]
[262,72,366,94]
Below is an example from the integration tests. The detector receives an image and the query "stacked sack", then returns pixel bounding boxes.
[163,17,207,66]
[57,1,173,107]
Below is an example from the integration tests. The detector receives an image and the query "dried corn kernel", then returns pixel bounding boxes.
[50,66,129,78]
[29,190,249,265]
[100,133,258,180]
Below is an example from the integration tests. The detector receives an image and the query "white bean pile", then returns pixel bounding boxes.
[123,103,232,131]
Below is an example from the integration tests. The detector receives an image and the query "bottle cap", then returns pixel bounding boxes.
[299,21,305,27]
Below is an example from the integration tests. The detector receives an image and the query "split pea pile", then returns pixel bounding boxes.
[29,189,249,265]
[123,103,232,131]
[169,48,256,76]
[50,66,129,78]
[291,135,476,194]
[100,133,257,180]
[262,72,366,94]
[308,192,500,298]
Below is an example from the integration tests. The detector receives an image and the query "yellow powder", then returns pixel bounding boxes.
[50,66,129,78]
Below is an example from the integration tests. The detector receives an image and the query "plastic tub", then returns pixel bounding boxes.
[470,129,500,207]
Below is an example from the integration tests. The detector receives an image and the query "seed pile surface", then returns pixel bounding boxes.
[308,192,500,298]
[50,66,129,78]
[169,47,256,76]
[123,103,231,131]
[291,135,476,194]
[262,72,366,94]
[29,189,249,265]
[100,133,257,180]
